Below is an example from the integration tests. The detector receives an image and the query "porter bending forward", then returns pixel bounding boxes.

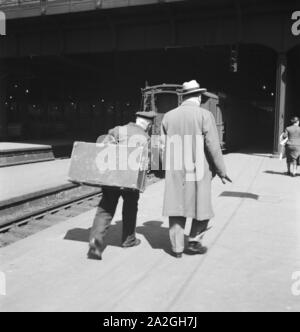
[88,111,156,260]
[161,80,231,258]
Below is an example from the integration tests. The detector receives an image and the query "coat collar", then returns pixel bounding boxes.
[181,100,200,108]
[128,122,147,133]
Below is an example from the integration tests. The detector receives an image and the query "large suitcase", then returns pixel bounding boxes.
[68,141,148,192]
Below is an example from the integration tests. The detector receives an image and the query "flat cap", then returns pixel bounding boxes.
[136,111,157,120]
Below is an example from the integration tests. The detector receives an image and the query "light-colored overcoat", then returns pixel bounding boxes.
[161,100,226,220]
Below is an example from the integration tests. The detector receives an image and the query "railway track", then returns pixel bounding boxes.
[0,184,102,247]
[0,173,161,248]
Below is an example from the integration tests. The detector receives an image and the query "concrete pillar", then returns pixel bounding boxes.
[0,61,8,140]
[273,53,287,154]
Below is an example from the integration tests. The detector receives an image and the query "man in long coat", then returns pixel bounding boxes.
[161,80,231,258]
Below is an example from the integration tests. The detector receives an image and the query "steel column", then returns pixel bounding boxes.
[273,53,287,154]
[0,61,7,140]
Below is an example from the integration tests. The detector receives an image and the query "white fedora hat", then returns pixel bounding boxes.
[180,80,207,95]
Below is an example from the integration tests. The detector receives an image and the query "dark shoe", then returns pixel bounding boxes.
[87,238,103,260]
[186,242,208,255]
[122,238,141,248]
[172,252,183,259]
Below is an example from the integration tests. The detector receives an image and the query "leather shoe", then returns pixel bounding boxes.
[186,242,208,255]
[172,252,183,259]
[122,238,141,248]
[87,238,103,260]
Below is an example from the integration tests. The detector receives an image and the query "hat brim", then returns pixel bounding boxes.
[136,116,155,120]
[136,113,156,120]
[180,88,207,96]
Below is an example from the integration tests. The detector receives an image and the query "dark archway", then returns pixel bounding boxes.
[287,45,300,125]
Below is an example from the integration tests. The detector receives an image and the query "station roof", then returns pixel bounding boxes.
[1,0,295,21]
[0,0,185,20]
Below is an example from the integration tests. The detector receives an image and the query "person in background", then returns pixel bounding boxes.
[282,116,300,177]
[88,111,156,260]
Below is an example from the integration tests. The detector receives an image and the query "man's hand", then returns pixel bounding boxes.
[220,175,233,184]
[97,134,117,144]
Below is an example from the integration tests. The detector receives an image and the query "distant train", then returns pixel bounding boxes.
[141,84,225,150]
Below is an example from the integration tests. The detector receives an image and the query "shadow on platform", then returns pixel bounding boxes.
[64,222,122,249]
[64,220,181,257]
[219,191,259,200]
[264,170,289,176]
[136,220,177,257]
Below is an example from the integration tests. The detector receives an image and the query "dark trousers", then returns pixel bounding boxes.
[169,217,209,253]
[89,187,140,246]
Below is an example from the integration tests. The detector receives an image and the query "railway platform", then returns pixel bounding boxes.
[13,139,75,159]
[0,158,71,203]
[0,142,55,167]
[0,153,300,312]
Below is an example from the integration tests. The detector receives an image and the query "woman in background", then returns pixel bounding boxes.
[283,116,300,177]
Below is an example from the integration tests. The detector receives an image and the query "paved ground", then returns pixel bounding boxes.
[0,159,71,201]
[0,152,300,312]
